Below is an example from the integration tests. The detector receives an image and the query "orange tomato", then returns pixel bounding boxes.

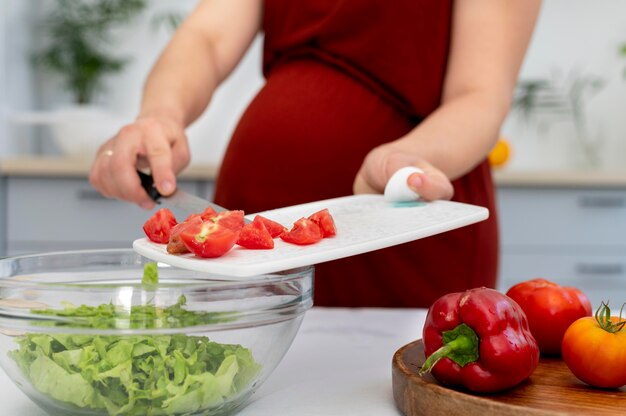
[488,138,511,167]
[561,303,626,389]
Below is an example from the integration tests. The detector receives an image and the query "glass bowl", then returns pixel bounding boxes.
[0,249,313,416]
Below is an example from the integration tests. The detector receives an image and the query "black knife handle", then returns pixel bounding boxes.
[137,170,162,203]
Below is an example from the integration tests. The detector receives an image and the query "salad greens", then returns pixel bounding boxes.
[8,263,261,416]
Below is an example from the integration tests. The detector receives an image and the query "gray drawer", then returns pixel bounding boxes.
[496,187,626,247]
[6,177,213,249]
[497,251,626,310]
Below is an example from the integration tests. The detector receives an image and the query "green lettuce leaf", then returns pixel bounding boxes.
[8,263,261,415]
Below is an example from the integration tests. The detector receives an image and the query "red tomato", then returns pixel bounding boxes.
[143,208,178,244]
[167,215,203,254]
[506,278,592,355]
[254,215,287,238]
[281,218,323,245]
[237,217,274,249]
[200,207,218,220]
[210,210,245,234]
[562,303,626,388]
[180,221,238,258]
[308,209,337,237]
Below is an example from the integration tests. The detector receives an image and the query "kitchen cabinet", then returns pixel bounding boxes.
[0,158,217,257]
[495,179,626,309]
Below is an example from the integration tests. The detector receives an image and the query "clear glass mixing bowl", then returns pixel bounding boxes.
[0,249,313,416]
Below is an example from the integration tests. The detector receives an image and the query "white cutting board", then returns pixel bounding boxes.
[133,194,488,279]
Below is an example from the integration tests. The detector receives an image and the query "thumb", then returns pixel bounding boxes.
[405,165,454,201]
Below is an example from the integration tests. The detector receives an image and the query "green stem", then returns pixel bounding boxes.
[595,301,626,333]
[419,323,479,376]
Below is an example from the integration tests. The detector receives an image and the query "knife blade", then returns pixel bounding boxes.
[138,170,228,214]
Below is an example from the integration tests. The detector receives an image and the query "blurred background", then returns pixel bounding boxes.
[0,0,625,306]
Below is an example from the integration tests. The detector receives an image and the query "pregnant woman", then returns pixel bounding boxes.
[89,0,541,307]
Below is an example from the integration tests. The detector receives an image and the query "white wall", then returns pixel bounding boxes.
[1,0,38,156]
[2,0,264,163]
[0,1,5,156]
[502,0,626,171]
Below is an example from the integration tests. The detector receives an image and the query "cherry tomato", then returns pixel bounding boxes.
[281,218,323,245]
[237,217,274,249]
[167,215,203,254]
[308,209,337,237]
[506,278,592,355]
[254,215,287,238]
[180,221,238,258]
[562,302,626,388]
[143,208,178,244]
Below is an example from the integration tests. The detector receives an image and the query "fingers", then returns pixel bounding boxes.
[88,117,189,209]
[142,119,177,196]
[407,168,454,201]
[110,125,156,208]
[90,125,155,209]
[353,145,454,202]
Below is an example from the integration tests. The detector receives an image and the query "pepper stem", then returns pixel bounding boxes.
[419,323,479,376]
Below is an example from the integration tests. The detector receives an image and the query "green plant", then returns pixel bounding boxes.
[34,0,146,104]
[511,71,605,167]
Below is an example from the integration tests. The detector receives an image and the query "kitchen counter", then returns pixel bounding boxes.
[0,156,219,179]
[3,156,626,188]
[0,307,427,416]
[493,169,626,188]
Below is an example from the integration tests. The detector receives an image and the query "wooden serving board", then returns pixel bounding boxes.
[392,340,626,416]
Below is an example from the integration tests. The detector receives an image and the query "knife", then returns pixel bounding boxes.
[138,170,228,215]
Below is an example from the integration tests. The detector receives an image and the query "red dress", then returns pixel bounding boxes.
[214,0,499,307]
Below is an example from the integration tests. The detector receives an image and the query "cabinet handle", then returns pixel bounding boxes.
[575,263,623,275]
[577,196,625,208]
[76,189,110,201]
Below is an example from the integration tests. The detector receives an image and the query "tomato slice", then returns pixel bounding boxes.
[237,217,275,249]
[180,221,238,258]
[167,215,203,254]
[280,217,323,245]
[211,210,245,234]
[143,208,178,244]
[254,215,287,238]
[308,209,336,237]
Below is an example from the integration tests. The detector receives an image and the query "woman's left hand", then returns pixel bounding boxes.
[353,145,454,201]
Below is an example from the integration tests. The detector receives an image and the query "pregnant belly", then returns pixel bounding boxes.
[214,59,414,213]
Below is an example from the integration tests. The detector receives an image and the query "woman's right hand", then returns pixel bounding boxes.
[89,115,191,209]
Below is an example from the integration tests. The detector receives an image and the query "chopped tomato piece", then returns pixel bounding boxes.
[280,217,323,245]
[167,215,203,254]
[211,210,245,234]
[200,207,218,220]
[143,208,178,244]
[308,209,336,237]
[254,215,287,238]
[182,213,202,223]
[237,217,275,249]
[180,221,238,258]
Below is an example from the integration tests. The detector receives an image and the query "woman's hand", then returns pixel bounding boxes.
[89,116,191,209]
[353,144,454,201]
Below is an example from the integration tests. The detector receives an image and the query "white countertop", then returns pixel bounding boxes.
[0,307,427,416]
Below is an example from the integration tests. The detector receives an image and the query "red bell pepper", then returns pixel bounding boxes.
[419,287,539,393]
